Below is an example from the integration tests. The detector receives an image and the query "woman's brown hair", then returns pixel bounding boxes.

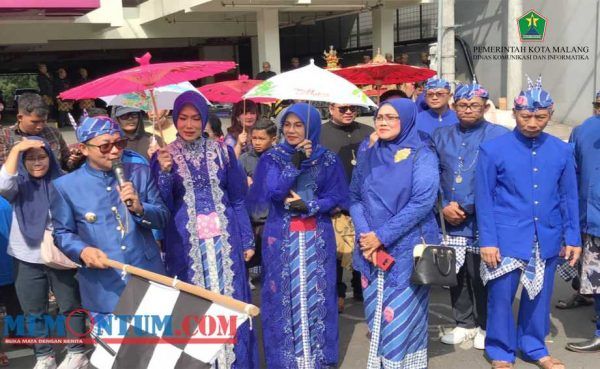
[227,100,258,140]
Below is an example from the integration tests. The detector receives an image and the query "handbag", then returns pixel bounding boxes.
[40,229,80,270]
[410,195,457,287]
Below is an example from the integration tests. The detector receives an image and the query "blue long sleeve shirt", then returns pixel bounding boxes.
[416,107,459,139]
[569,115,600,237]
[432,120,509,238]
[50,162,168,313]
[475,129,581,261]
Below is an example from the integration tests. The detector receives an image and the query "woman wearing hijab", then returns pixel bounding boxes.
[151,91,257,369]
[350,98,439,369]
[0,137,87,369]
[113,106,163,160]
[248,103,348,369]
[225,100,258,157]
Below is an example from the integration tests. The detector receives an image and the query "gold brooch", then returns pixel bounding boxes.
[84,212,97,223]
[394,148,411,163]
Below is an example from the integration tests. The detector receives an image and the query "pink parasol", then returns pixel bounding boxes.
[59,52,236,100]
[198,75,276,104]
[59,52,235,142]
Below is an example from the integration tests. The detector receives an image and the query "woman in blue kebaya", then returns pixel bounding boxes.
[151,91,257,369]
[248,103,347,369]
[350,98,439,369]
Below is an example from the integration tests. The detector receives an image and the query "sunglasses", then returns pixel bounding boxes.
[86,138,128,154]
[336,106,357,113]
[118,113,139,120]
[593,102,600,109]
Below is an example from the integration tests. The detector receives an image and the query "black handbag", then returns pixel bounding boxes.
[410,195,458,287]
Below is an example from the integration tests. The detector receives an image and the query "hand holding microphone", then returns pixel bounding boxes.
[112,160,143,215]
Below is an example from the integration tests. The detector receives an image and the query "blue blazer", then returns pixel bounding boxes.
[50,162,168,313]
[475,129,581,260]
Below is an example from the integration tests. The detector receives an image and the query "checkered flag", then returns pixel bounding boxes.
[90,276,249,369]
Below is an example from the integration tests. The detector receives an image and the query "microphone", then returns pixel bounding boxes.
[112,160,133,207]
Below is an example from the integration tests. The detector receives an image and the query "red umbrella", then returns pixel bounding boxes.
[59,52,236,100]
[332,61,436,86]
[198,75,276,104]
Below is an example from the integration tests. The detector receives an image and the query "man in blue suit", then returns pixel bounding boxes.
[433,81,508,350]
[50,116,168,316]
[475,77,581,369]
[566,90,600,353]
[415,77,459,139]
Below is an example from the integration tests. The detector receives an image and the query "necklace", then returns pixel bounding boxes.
[351,149,357,166]
[455,150,479,184]
[111,205,129,239]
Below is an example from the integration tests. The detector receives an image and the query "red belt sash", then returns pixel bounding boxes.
[290,217,317,232]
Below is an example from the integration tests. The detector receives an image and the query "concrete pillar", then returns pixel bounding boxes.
[441,0,455,82]
[506,0,523,102]
[256,9,281,74]
[250,36,259,78]
[372,5,395,59]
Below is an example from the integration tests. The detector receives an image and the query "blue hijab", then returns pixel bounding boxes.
[367,98,424,213]
[278,102,326,162]
[246,103,326,215]
[14,137,63,246]
[173,90,210,131]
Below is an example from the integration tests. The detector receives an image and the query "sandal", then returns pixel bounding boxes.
[556,293,593,309]
[0,352,8,367]
[537,356,565,369]
[491,361,514,369]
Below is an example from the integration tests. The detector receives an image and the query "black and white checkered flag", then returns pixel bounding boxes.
[90,275,249,369]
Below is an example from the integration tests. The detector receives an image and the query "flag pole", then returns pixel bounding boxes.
[103,258,260,317]
[149,88,165,146]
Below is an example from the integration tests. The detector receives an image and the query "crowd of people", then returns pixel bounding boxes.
[0,71,598,369]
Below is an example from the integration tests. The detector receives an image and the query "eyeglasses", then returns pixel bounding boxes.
[86,138,128,154]
[593,102,600,109]
[336,106,357,114]
[426,91,449,98]
[455,103,484,111]
[374,115,400,124]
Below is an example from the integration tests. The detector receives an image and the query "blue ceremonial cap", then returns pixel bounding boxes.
[424,77,450,91]
[514,75,554,112]
[76,116,124,143]
[454,79,489,101]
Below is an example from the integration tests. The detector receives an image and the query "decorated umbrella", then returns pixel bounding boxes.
[198,75,275,104]
[59,52,235,140]
[100,82,211,111]
[332,53,436,97]
[243,60,376,108]
[244,59,376,138]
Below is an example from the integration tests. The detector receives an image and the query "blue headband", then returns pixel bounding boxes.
[76,116,124,143]
[425,77,450,91]
[454,80,489,101]
[514,75,554,111]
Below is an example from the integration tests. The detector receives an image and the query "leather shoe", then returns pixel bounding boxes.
[566,336,600,353]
